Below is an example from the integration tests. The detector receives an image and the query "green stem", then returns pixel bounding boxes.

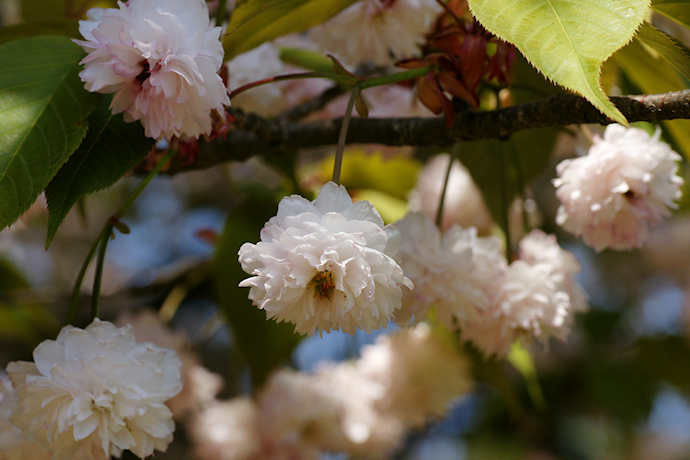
[216,0,227,27]
[65,225,110,326]
[332,85,361,184]
[435,144,460,228]
[359,66,431,89]
[65,148,177,326]
[499,147,514,261]
[91,225,112,320]
[230,72,360,99]
[229,66,432,100]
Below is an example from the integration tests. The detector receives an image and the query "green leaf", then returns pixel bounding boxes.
[279,47,335,73]
[457,127,559,235]
[313,149,422,201]
[21,0,66,22]
[45,95,154,248]
[635,23,690,81]
[0,36,99,231]
[213,194,302,387]
[0,20,80,46]
[613,38,690,158]
[467,0,652,125]
[652,0,690,29]
[224,0,358,59]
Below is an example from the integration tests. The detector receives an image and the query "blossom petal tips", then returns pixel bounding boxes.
[554,124,684,252]
[238,181,413,336]
[6,318,183,460]
[73,0,230,140]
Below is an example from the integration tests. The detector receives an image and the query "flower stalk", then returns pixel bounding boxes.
[66,147,178,325]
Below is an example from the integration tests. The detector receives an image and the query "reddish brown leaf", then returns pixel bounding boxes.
[460,34,488,91]
[437,69,479,107]
[417,72,445,114]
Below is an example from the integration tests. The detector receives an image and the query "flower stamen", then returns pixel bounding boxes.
[310,270,336,300]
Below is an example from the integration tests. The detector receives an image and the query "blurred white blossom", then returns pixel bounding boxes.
[226,42,289,116]
[462,231,587,357]
[310,0,442,66]
[239,181,413,336]
[395,213,504,327]
[190,398,265,460]
[358,323,473,428]
[408,154,493,233]
[6,319,182,459]
[554,124,683,252]
[74,0,229,139]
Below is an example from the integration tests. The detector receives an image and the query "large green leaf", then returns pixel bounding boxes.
[0,36,99,231]
[213,195,302,387]
[45,95,154,248]
[652,0,690,28]
[613,38,690,158]
[467,0,652,125]
[223,0,358,59]
[636,23,690,80]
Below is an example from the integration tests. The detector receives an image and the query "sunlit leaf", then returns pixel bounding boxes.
[467,0,652,125]
[613,38,690,158]
[0,36,99,230]
[636,23,690,80]
[223,0,358,59]
[313,149,422,201]
[351,189,408,224]
[652,0,690,29]
[45,95,154,248]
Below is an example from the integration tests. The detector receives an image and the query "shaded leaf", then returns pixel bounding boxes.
[45,95,154,248]
[467,0,652,125]
[457,127,559,234]
[21,0,66,22]
[0,258,30,292]
[635,337,690,393]
[0,36,99,230]
[224,0,358,59]
[613,38,690,158]
[213,195,302,387]
[0,302,60,346]
[0,20,80,45]
[635,22,690,80]
[652,0,690,29]
[354,92,369,119]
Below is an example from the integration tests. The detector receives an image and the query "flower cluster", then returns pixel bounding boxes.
[238,181,413,336]
[310,0,443,66]
[74,0,230,140]
[554,124,684,252]
[5,319,182,459]
[396,213,587,356]
[115,310,224,420]
[190,325,472,460]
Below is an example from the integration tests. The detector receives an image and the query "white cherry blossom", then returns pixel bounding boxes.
[6,319,182,460]
[239,182,413,336]
[74,0,230,139]
[554,124,684,251]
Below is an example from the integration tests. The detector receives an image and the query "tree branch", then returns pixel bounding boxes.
[164,89,690,174]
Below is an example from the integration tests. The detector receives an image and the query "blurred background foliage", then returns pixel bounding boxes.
[2,0,690,458]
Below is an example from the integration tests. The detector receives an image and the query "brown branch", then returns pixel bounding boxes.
[164,89,690,174]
